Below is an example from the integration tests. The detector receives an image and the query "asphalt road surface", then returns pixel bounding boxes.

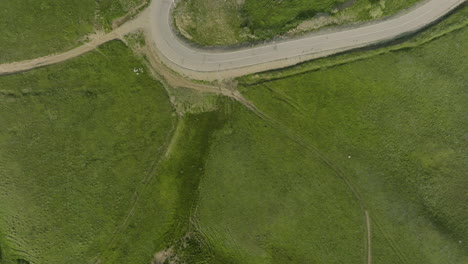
[0,0,464,80]
[147,0,464,79]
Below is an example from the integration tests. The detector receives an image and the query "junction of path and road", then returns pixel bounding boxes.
[0,0,464,80]
[147,0,464,79]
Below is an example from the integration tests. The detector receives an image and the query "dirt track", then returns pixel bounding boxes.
[0,0,464,80]
[366,211,372,264]
[0,16,144,76]
[1,2,454,262]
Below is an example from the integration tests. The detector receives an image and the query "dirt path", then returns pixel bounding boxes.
[0,0,464,80]
[0,3,460,262]
[0,11,146,76]
[0,33,115,75]
[236,89,375,262]
[112,0,149,29]
[92,116,178,264]
[366,210,372,264]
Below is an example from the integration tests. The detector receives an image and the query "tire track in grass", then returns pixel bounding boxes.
[232,94,414,264]
[92,117,179,264]
[366,210,372,264]
[371,215,410,264]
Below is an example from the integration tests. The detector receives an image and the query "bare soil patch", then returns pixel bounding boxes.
[153,247,180,264]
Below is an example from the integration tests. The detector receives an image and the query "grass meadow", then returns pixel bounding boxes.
[230,23,468,263]
[174,0,421,46]
[0,41,175,264]
[162,16,468,263]
[195,102,366,263]
[167,6,468,263]
[242,0,420,39]
[0,0,145,63]
[0,2,466,264]
[99,109,231,264]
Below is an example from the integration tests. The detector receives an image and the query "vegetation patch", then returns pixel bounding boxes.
[98,106,230,263]
[0,41,175,264]
[173,0,249,45]
[97,0,149,30]
[193,102,365,263]
[0,0,146,63]
[1,2,467,264]
[0,0,95,63]
[174,0,421,46]
[236,23,468,263]
[149,8,468,263]
[240,6,468,85]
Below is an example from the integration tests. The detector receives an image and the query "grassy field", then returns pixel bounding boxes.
[100,105,234,264]
[194,102,366,263]
[174,0,420,46]
[0,41,176,264]
[0,0,145,63]
[1,2,467,264]
[158,8,468,263]
[228,21,467,263]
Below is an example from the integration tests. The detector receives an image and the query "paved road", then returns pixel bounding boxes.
[147,0,464,79]
[0,0,464,79]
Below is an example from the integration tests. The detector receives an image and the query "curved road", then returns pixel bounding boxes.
[147,0,464,79]
[0,0,465,80]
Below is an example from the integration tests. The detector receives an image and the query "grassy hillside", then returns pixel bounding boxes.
[228,23,467,263]
[100,109,229,264]
[0,2,466,264]
[0,0,94,63]
[162,8,468,264]
[194,102,365,263]
[0,0,145,63]
[0,41,175,264]
[174,0,420,45]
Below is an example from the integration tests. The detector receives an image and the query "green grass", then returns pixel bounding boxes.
[232,23,468,263]
[99,109,229,264]
[157,8,468,264]
[0,41,176,264]
[0,0,95,63]
[1,3,467,264]
[173,0,248,45]
[241,6,468,84]
[96,0,148,30]
[0,0,145,63]
[243,0,420,38]
[174,0,421,46]
[194,102,365,263]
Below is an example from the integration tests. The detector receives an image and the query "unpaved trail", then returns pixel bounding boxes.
[366,210,372,264]
[236,91,375,262]
[0,2,462,262]
[92,117,178,264]
[0,13,146,76]
[112,0,149,29]
[0,33,116,75]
